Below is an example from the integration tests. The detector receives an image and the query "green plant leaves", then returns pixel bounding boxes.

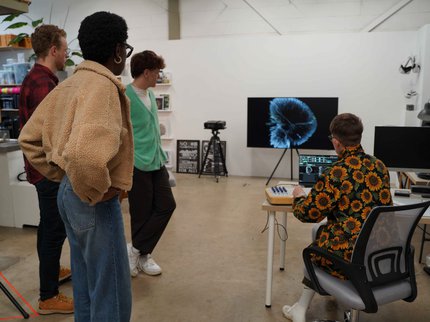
[71,51,83,57]
[6,22,28,29]
[29,53,36,61]
[8,33,29,45]
[65,59,75,67]
[32,18,44,28]
[1,14,20,23]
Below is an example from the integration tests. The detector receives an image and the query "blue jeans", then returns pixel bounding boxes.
[34,178,66,301]
[57,176,131,322]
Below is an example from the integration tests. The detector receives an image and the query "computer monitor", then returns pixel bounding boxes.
[373,126,430,178]
[298,154,338,187]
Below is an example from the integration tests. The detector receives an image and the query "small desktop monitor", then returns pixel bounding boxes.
[373,126,430,177]
[247,97,338,150]
[298,154,338,187]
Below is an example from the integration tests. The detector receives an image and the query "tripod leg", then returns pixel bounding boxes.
[199,137,215,178]
[213,137,220,182]
[265,148,288,186]
[216,139,228,177]
[0,281,30,319]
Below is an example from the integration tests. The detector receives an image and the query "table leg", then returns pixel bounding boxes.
[265,211,275,308]
[280,212,287,270]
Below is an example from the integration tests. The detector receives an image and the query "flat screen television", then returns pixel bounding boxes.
[373,126,430,178]
[247,97,338,150]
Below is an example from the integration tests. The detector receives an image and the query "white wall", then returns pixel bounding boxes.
[139,32,416,177]
[0,1,425,178]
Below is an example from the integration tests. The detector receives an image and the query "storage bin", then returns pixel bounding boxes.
[12,63,30,84]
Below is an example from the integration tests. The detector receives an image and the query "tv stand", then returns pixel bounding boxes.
[417,172,430,180]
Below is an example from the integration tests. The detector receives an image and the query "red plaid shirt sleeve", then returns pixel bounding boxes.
[19,64,59,184]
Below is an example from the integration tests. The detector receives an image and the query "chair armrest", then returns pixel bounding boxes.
[303,245,378,313]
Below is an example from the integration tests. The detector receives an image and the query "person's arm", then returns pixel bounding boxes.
[293,174,336,223]
[63,83,123,205]
[18,95,64,182]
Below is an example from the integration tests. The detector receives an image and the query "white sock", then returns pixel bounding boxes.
[298,286,315,308]
[283,287,315,322]
[131,246,140,255]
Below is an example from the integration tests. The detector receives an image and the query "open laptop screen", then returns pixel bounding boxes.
[298,154,338,187]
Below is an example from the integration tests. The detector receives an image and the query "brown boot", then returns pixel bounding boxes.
[38,293,74,315]
[59,266,72,283]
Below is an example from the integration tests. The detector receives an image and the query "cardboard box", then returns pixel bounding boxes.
[18,37,31,49]
[0,34,20,48]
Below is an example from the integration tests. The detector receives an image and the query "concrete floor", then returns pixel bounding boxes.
[1,174,430,322]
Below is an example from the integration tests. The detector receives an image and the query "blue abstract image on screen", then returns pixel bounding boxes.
[267,98,317,148]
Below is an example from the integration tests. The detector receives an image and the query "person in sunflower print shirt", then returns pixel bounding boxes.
[282,113,392,322]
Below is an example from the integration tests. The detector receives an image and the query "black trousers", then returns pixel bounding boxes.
[35,178,67,301]
[128,166,176,254]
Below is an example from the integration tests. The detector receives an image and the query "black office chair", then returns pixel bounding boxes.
[302,201,430,322]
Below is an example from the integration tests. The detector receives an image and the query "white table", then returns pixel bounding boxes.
[261,194,430,308]
[261,200,292,307]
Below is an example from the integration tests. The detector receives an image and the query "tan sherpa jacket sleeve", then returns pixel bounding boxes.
[18,103,65,182]
[62,83,124,205]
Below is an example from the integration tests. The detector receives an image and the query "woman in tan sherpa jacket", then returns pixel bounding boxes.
[19,12,135,322]
[19,58,134,204]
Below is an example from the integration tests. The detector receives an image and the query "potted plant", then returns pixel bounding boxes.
[1,13,82,66]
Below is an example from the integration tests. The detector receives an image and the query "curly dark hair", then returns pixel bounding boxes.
[130,50,166,78]
[78,11,128,64]
[31,24,67,58]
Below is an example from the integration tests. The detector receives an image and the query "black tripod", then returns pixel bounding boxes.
[0,279,30,319]
[199,129,228,182]
[265,148,299,186]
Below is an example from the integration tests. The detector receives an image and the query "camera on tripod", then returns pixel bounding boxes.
[204,120,226,131]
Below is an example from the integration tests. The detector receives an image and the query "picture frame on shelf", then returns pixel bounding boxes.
[157,70,172,85]
[155,94,170,111]
[176,140,200,174]
[155,96,165,110]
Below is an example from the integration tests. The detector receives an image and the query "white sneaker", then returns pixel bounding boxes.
[127,243,140,277]
[138,254,162,276]
[282,303,306,322]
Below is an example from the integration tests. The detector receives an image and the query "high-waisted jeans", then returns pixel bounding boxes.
[57,175,131,322]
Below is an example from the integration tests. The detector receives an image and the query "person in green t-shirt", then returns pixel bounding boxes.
[125,50,176,277]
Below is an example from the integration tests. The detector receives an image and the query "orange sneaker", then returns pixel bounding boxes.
[38,293,74,315]
[59,266,72,283]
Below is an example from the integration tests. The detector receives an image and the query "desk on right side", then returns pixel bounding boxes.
[393,191,430,263]
[398,172,430,189]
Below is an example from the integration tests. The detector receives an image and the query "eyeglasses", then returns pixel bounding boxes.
[328,134,334,141]
[124,42,134,58]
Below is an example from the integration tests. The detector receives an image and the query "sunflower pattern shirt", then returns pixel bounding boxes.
[293,144,392,279]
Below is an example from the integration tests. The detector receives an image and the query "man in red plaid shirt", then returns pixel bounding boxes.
[19,24,73,315]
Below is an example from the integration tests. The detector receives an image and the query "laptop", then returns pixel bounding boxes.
[298,154,338,187]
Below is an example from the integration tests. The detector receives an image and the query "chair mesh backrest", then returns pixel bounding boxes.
[351,202,429,286]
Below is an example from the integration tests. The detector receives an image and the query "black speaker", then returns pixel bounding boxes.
[411,185,430,194]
